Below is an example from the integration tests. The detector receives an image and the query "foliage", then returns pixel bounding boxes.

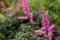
[0,0,60,40]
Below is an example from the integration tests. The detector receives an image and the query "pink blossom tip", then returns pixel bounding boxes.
[48,24,55,31]
[34,30,46,34]
[18,16,28,20]
[47,32,53,40]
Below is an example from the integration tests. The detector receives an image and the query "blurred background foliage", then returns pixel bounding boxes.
[0,0,60,40]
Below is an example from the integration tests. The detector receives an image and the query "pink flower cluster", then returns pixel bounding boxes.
[18,0,33,24]
[0,1,11,17]
[34,3,55,40]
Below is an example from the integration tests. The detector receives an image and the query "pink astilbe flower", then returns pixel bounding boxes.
[34,2,55,40]
[1,1,11,17]
[28,12,34,24]
[18,0,28,7]
[22,5,30,15]
[18,16,28,20]
[34,29,46,34]
[18,0,34,25]
[48,24,55,31]
[47,32,53,40]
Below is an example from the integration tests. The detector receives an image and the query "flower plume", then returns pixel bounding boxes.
[34,2,55,40]
[18,0,34,25]
[1,1,11,18]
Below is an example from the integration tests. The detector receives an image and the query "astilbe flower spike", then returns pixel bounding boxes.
[1,1,11,17]
[34,2,55,40]
[18,0,34,25]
